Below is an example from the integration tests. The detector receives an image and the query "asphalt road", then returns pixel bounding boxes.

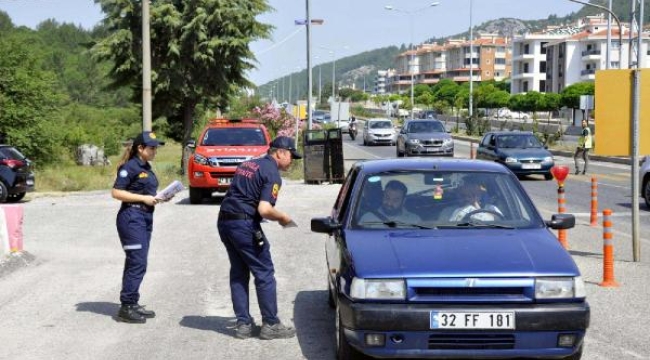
[0,138,649,359]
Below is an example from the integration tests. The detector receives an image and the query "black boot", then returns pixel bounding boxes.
[134,304,156,318]
[117,304,146,324]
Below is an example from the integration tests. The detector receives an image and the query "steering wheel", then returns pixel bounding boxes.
[461,208,504,222]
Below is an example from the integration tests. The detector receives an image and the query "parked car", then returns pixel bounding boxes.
[396,119,454,157]
[362,118,396,146]
[477,131,555,180]
[641,155,650,208]
[0,145,35,203]
[418,109,438,119]
[186,118,271,204]
[312,110,329,123]
[311,158,588,360]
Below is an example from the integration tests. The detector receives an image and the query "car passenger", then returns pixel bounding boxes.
[449,179,503,222]
[359,180,421,225]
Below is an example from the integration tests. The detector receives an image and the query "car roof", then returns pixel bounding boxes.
[353,158,511,174]
[405,118,442,123]
[487,131,534,136]
[368,118,391,122]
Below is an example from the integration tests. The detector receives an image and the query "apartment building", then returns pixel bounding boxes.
[510,33,566,93]
[373,69,394,94]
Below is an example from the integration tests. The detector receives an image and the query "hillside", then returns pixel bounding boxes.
[258,0,650,101]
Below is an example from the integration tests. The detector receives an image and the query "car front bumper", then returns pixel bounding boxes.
[406,145,454,156]
[339,297,589,359]
[188,166,234,192]
[505,162,554,176]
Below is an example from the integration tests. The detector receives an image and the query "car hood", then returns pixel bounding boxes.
[196,146,268,156]
[344,228,579,278]
[368,128,395,135]
[497,148,552,159]
[406,133,451,141]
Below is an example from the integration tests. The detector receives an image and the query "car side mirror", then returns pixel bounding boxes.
[186,140,196,149]
[311,217,341,235]
[545,213,575,230]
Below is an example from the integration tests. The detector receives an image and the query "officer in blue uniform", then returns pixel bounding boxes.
[112,131,165,323]
[218,136,301,340]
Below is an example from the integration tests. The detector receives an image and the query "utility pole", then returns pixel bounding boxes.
[142,0,152,131]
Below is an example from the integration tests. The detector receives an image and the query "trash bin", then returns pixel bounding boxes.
[303,130,329,184]
[327,129,345,183]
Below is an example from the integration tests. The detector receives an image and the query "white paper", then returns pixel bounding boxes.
[282,220,298,228]
[156,180,184,201]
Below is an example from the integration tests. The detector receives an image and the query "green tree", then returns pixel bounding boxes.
[560,81,595,109]
[92,0,273,166]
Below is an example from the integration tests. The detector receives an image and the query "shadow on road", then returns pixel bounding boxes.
[75,301,120,320]
[294,290,336,360]
[179,315,240,338]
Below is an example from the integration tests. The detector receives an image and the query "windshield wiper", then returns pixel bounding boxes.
[359,221,436,229]
[453,222,515,229]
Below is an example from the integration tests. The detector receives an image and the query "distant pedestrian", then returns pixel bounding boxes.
[111,131,167,323]
[574,119,593,175]
[217,135,301,340]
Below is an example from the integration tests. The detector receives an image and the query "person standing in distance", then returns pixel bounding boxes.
[111,131,165,323]
[217,135,301,340]
[574,119,593,175]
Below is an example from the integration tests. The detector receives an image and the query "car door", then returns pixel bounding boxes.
[363,121,371,142]
[479,134,498,161]
[326,168,358,287]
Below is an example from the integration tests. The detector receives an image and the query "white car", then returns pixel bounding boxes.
[640,156,650,208]
[362,118,397,146]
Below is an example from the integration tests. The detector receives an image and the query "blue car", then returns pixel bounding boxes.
[476,131,555,180]
[311,158,588,359]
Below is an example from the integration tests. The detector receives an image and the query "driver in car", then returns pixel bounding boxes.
[449,179,503,222]
[359,180,421,225]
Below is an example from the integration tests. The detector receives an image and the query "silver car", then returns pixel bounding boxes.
[362,118,397,146]
[396,119,454,157]
[641,155,650,208]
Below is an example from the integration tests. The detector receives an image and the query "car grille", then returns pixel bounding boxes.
[415,287,526,298]
[408,279,533,303]
[208,157,248,167]
[428,333,515,350]
[519,159,542,164]
[373,134,393,138]
[422,139,443,146]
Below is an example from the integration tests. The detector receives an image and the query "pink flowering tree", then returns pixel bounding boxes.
[252,103,321,142]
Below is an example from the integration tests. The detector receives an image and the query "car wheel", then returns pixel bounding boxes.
[363,137,367,146]
[336,304,363,360]
[544,173,554,181]
[396,146,404,158]
[643,176,650,208]
[327,279,336,309]
[189,186,204,204]
[6,192,25,203]
[0,181,8,203]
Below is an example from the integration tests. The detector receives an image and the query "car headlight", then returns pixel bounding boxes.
[443,138,453,145]
[350,278,405,300]
[535,277,586,299]
[505,157,517,163]
[193,153,209,165]
[543,156,554,163]
[407,139,420,144]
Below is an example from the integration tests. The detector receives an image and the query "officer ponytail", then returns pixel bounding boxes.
[116,142,140,170]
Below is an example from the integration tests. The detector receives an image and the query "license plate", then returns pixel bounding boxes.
[521,163,541,170]
[26,179,34,186]
[218,178,232,185]
[430,311,515,329]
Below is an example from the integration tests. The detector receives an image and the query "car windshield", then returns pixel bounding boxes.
[370,121,393,129]
[0,146,26,160]
[202,128,267,146]
[496,135,543,148]
[353,170,541,229]
[407,121,445,133]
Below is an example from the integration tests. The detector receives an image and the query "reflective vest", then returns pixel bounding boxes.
[579,127,593,149]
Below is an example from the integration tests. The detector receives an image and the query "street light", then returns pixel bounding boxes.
[319,45,349,102]
[385,2,440,119]
[295,13,324,130]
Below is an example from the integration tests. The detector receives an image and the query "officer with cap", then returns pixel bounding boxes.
[217,135,301,340]
[112,131,167,323]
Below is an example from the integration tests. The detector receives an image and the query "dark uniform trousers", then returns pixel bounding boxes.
[217,218,279,325]
[116,207,153,305]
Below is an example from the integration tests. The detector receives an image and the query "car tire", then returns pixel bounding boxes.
[363,137,367,146]
[6,192,25,203]
[641,176,650,208]
[336,305,364,360]
[189,186,204,204]
[562,344,583,360]
[544,173,554,181]
[0,181,8,203]
[396,146,404,158]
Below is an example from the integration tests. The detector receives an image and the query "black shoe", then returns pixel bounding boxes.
[260,322,296,340]
[574,170,581,175]
[235,321,254,339]
[134,304,156,319]
[582,171,587,175]
[117,304,146,324]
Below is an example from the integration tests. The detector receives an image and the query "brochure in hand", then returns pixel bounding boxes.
[156,180,184,201]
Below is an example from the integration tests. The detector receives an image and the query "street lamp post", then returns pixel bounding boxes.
[385,2,440,119]
[469,0,474,119]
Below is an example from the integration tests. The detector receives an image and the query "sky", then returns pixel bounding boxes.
[0,0,584,86]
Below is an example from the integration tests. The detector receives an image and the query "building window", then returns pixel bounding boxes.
[523,81,529,92]
[495,58,506,65]
[541,42,548,55]
[539,80,546,92]
[523,63,529,73]
[524,44,530,54]
[540,61,547,73]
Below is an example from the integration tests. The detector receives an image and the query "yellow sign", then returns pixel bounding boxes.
[594,69,650,156]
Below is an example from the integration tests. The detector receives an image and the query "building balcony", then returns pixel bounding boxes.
[580,68,596,80]
[582,49,601,61]
[511,72,535,80]
[512,53,535,61]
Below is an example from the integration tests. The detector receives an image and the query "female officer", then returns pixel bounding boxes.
[111,131,164,323]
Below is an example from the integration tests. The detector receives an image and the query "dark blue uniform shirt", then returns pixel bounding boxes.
[220,154,282,220]
[113,157,159,201]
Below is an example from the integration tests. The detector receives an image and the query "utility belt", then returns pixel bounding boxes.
[218,212,255,221]
[122,203,154,213]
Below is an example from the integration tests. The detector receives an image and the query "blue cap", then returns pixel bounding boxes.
[270,136,302,159]
[133,131,164,147]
